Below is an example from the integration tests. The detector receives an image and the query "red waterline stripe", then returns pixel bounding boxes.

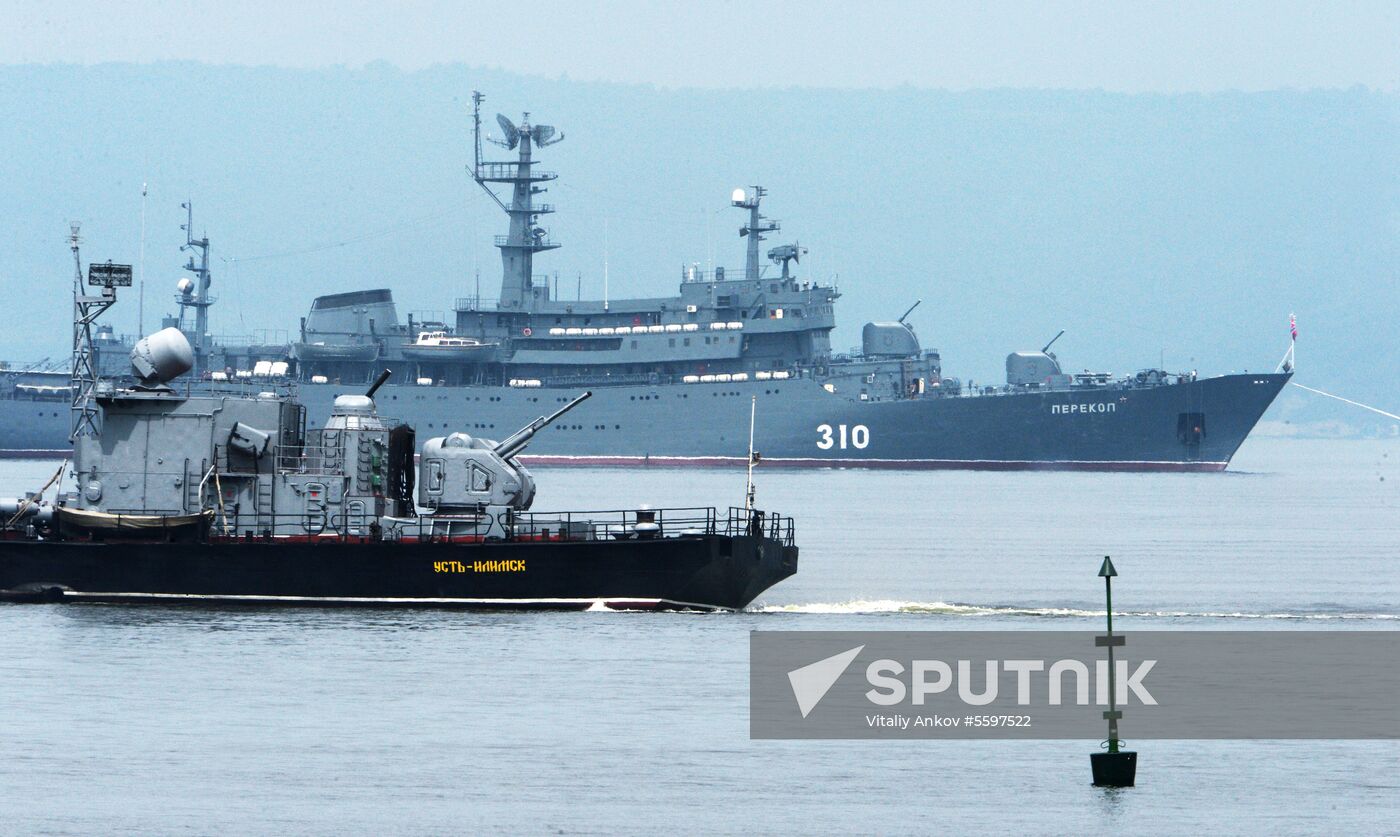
[517,455,1229,473]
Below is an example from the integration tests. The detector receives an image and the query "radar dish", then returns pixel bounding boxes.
[731,188,747,204]
[495,113,520,150]
[532,125,554,144]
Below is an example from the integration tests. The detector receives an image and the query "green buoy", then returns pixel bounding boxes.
[1091,555,1138,787]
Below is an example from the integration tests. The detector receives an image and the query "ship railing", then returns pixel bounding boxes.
[474,162,557,182]
[453,296,499,311]
[272,442,345,475]
[726,506,796,546]
[69,505,795,547]
[516,506,795,546]
[493,234,559,249]
[541,372,656,388]
[202,331,288,348]
[681,267,759,283]
[513,506,719,542]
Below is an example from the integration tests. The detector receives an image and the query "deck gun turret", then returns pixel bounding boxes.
[417,391,592,516]
[494,391,592,461]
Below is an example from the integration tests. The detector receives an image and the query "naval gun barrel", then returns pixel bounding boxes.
[494,391,593,461]
[365,369,392,399]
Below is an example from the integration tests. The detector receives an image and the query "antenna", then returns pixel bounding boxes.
[898,299,922,324]
[471,90,485,174]
[138,181,147,336]
[1042,329,1066,354]
[603,215,609,311]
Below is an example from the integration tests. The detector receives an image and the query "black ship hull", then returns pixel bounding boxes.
[0,534,798,611]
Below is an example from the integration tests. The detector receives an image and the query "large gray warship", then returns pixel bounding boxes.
[0,93,1290,470]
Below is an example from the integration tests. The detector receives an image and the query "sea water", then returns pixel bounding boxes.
[1,436,1397,834]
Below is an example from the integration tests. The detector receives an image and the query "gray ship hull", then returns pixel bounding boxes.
[0,372,1288,471]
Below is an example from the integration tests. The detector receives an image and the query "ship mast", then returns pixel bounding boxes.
[178,201,213,376]
[69,225,128,440]
[733,186,779,280]
[470,91,564,311]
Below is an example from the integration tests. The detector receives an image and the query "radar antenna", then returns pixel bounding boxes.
[491,113,520,150]
[469,91,564,311]
[767,242,807,279]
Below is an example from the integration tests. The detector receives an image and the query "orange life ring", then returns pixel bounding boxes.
[522,327,533,337]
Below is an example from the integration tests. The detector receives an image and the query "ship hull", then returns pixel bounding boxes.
[0,534,798,611]
[0,372,1289,471]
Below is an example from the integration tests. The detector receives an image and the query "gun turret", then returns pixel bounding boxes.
[494,391,592,461]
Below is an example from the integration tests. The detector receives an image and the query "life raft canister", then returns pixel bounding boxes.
[522,327,533,337]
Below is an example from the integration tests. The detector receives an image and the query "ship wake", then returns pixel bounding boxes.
[753,599,1400,620]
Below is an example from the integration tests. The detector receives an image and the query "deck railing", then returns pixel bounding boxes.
[16,504,796,548]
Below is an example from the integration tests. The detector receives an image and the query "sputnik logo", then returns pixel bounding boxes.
[787,645,864,718]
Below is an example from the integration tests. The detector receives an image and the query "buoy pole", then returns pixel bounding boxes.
[745,396,758,512]
[1104,561,1119,754]
[1091,555,1137,787]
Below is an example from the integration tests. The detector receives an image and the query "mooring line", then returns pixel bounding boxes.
[1289,383,1400,422]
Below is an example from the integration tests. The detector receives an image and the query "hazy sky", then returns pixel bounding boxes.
[3,0,1396,91]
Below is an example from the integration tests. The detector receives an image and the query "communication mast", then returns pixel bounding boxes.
[732,186,780,280]
[177,201,213,376]
[470,91,565,311]
[69,224,130,440]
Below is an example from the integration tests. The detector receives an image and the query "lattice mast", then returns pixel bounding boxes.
[69,224,120,440]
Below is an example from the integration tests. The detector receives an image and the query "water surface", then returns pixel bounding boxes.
[2,437,1397,834]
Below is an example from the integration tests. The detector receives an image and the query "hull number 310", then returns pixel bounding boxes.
[817,423,870,450]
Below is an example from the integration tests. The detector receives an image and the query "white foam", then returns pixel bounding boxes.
[753,600,1400,620]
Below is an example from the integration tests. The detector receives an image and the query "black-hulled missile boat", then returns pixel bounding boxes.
[0,265,797,610]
